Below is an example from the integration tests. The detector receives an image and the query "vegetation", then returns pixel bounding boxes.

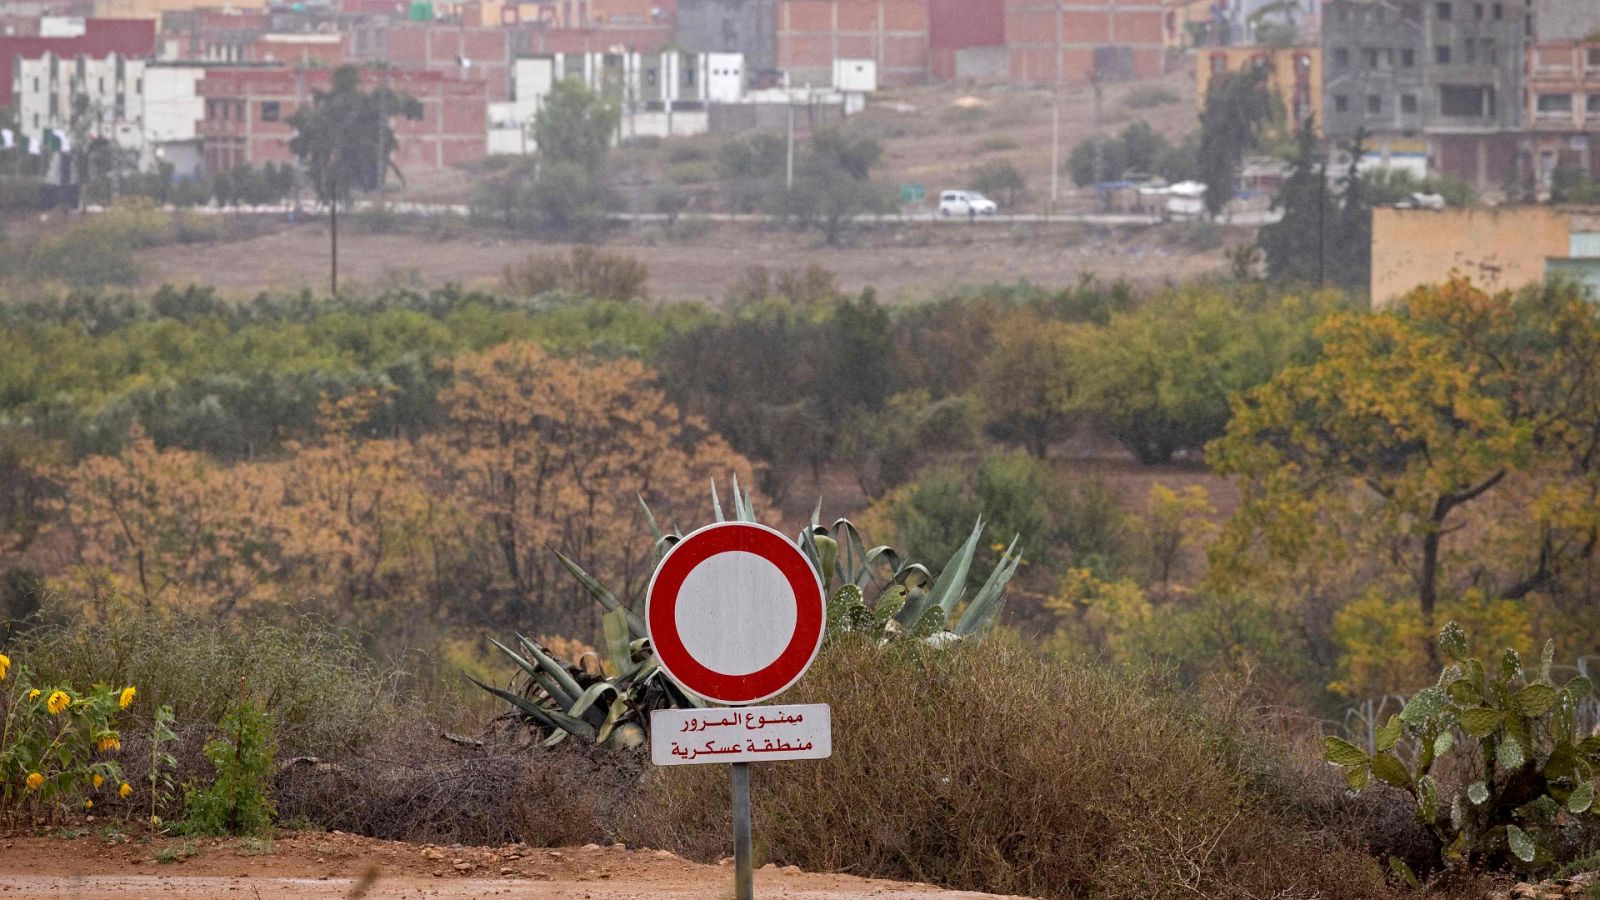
[1067,121,1196,187]
[1257,122,1371,291]
[1327,622,1600,878]
[1197,65,1281,214]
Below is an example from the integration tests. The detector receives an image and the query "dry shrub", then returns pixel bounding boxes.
[624,635,1405,899]
[275,733,640,846]
[502,246,648,301]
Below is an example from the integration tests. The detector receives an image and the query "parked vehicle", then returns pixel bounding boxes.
[938,190,998,217]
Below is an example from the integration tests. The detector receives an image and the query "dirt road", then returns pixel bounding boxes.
[0,832,1033,900]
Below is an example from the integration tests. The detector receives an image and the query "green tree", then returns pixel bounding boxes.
[287,65,423,295]
[969,160,1026,206]
[533,78,620,175]
[770,128,889,245]
[1196,65,1280,215]
[1258,122,1372,293]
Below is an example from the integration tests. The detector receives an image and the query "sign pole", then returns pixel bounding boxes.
[731,761,754,899]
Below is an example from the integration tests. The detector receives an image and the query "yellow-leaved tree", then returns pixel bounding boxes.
[1208,277,1600,693]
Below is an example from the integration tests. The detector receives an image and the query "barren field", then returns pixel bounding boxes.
[0,832,1031,899]
[143,218,1237,302]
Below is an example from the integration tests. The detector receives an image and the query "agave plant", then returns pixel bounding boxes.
[476,479,1023,749]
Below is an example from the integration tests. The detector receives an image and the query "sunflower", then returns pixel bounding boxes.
[25,772,43,791]
[92,773,104,788]
[118,686,136,710]
[119,782,133,799]
[0,652,9,681]
[96,735,122,753]
[46,690,70,715]
[83,799,93,810]
[27,689,40,701]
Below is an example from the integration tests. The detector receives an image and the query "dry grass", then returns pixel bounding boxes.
[624,635,1430,899]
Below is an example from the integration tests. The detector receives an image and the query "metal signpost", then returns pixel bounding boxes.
[645,522,829,900]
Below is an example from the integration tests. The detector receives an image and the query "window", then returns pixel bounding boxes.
[1474,2,1484,19]
[1367,94,1383,114]
[1209,52,1228,73]
[97,77,104,93]
[1464,40,1476,64]
[1436,1,1451,19]
[1333,47,1350,68]
[261,100,280,122]
[1401,1,1422,21]
[1588,94,1600,113]
[1401,48,1415,66]
[1440,84,1491,116]
[1403,94,1419,113]
[1334,94,1349,112]
[1483,40,1496,64]
[1362,47,1380,67]
[134,77,141,94]
[1537,93,1574,113]
[1588,47,1600,67]
[682,67,695,86]
[1436,45,1452,64]
[1492,2,1502,18]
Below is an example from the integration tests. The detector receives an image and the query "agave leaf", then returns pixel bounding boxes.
[830,518,871,588]
[810,496,823,529]
[1388,856,1421,889]
[638,494,664,545]
[486,635,575,708]
[928,518,985,618]
[467,675,566,732]
[955,535,1022,637]
[894,584,936,632]
[733,474,756,522]
[517,634,585,707]
[595,693,631,746]
[710,479,724,522]
[814,534,839,590]
[566,681,619,725]
[552,547,648,639]
[602,608,632,675]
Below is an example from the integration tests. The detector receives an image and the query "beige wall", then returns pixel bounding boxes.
[1371,207,1572,306]
[95,0,266,17]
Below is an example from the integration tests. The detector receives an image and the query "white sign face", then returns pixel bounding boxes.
[650,704,832,767]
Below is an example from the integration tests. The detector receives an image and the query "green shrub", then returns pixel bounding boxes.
[666,159,718,185]
[181,699,274,836]
[624,635,1401,899]
[1125,85,1180,109]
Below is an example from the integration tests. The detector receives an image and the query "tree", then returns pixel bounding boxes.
[288,65,423,295]
[522,161,618,239]
[770,128,890,245]
[1208,279,1600,664]
[533,78,620,174]
[1258,122,1375,293]
[975,311,1086,458]
[969,160,1027,207]
[1196,65,1280,215]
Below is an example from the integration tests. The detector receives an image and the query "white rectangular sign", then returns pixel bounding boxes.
[650,704,831,766]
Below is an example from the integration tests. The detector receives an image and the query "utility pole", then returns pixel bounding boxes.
[1049,0,1061,215]
[785,89,795,189]
[1091,72,1104,210]
[1316,160,1327,289]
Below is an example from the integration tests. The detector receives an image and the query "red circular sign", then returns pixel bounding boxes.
[646,522,826,705]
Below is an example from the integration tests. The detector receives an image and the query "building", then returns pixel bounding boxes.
[1196,44,1321,131]
[143,60,208,178]
[245,32,346,66]
[1525,39,1600,188]
[196,66,488,174]
[1322,0,1528,192]
[93,0,267,16]
[12,50,143,147]
[346,22,512,100]
[929,0,1005,81]
[675,0,780,82]
[1530,0,1600,41]
[1370,205,1600,303]
[0,16,153,108]
[1166,0,1323,49]
[777,0,929,87]
[1005,0,1166,86]
[157,9,272,62]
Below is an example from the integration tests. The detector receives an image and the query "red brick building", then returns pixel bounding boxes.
[346,22,512,101]
[518,22,675,53]
[929,0,1004,81]
[778,0,930,87]
[1004,0,1164,86]
[1525,40,1600,183]
[196,66,487,175]
[0,17,154,106]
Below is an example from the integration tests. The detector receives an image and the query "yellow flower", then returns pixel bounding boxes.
[119,783,133,799]
[92,774,104,788]
[25,772,43,791]
[27,689,40,701]
[96,735,121,753]
[118,686,136,710]
[83,799,93,810]
[0,652,9,681]
[46,690,70,715]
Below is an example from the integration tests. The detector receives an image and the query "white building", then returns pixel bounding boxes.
[143,63,208,179]
[12,51,146,150]
[488,50,748,154]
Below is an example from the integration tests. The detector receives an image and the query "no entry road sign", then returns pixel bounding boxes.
[646,521,826,706]
[650,704,832,766]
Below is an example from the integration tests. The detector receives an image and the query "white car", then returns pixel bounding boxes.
[938,190,998,217]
